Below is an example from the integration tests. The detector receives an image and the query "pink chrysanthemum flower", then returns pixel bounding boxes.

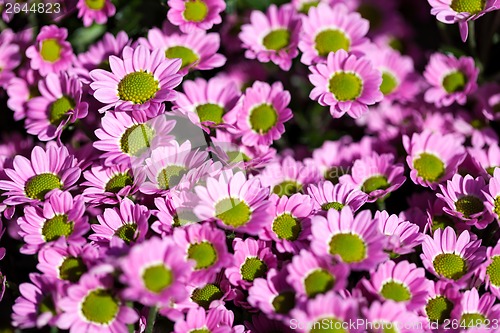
[0,145,81,206]
[78,31,130,72]
[224,81,293,146]
[468,144,500,177]
[476,83,500,121]
[286,249,349,299]
[239,4,301,71]
[167,0,226,33]
[173,223,233,285]
[93,109,176,165]
[119,237,193,306]
[424,53,479,107]
[194,170,271,235]
[480,242,500,299]
[260,193,313,254]
[423,280,461,324]
[174,307,233,333]
[0,29,20,88]
[298,3,369,66]
[309,50,383,119]
[307,181,368,213]
[450,288,500,328]
[362,260,431,311]
[310,207,387,270]
[428,0,499,41]
[225,238,277,289]
[152,191,200,235]
[77,0,116,27]
[17,191,89,255]
[362,301,425,333]
[421,227,485,285]
[6,76,37,121]
[437,174,493,229]
[292,0,341,14]
[339,153,406,202]
[26,25,74,77]
[89,45,183,112]
[57,273,138,332]
[25,73,89,141]
[246,313,294,333]
[482,168,500,222]
[139,28,226,75]
[403,130,467,189]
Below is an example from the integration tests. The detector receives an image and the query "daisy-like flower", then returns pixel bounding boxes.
[26,25,74,77]
[239,4,301,71]
[424,53,478,107]
[299,3,369,66]
[224,81,293,146]
[119,237,193,306]
[260,193,313,254]
[173,223,233,285]
[307,181,368,213]
[173,307,233,333]
[25,73,89,141]
[309,50,383,119]
[17,191,89,255]
[476,83,500,121]
[286,250,349,299]
[167,0,226,33]
[246,313,294,333]
[78,31,130,72]
[437,174,493,229]
[428,0,499,41]
[89,45,183,112]
[362,260,431,311]
[421,227,485,284]
[152,191,200,235]
[194,170,271,235]
[310,207,387,270]
[309,136,357,183]
[0,145,81,206]
[424,280,461,325]
[76,0,116,27]
[403,130,467,189]
[93,109,176,166]
[339,153,406,202]
[481,243,500,299]
[482,168,500,222]
[468,144,500,177]
[225,238,277,289]
[0,29,20,88]
[139,28,226,75]
[57,273,138,332]
[362,301,425,333]
[90,198,150,246]
[451,288,500,329]
[6,75,38,121]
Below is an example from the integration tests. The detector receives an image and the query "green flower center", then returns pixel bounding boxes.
[142,264,173,293]
[183,0,208,22]
[272,181,303,197]
[117,71,159,104]
[120,124,155,156]
[304,269,335,298]
[413,153,445,182]
[38,296,56,315]
[105,172,133,193]
[310,317,347,333]
[196,103,225,124]
[315,29,351,57]
[380,281,411,302]
[272,213,301,241]
[157,165,186,190]
[49,96,75,126]
[42,214,74,242]
[25,173,62,201]
[460,313,486,328]
[226,151,250,164]
[249,104,278,134]
[81,289,119,324]
[433,253,467,280]
[380,72,398,95]
[272,291,295,314]
[59,256,86,282]
[191,283,223,309]
[321,202,345,211]
[358,4,383,30]
[329,233,366,263]
[85,0,105,10]
[262,29,290,51]
[190,330,210,333]
[432,215,455,232]
[362,175,389,193]
[240,257,267,282]
[114,223,137,244]
[486,166,497,176]
[455,195,484,218]
[494,196,500,219]
[329,72,363,101]
[486,255,500,287]
[40,39,62,63]
[215,197,251,227]
[188,242,218,270]
[426,296,453,323]
[389,38,405,52]
[442,71,467,93]
[165,46,199,70]
[450,0,485,14]
[299,0,320,13]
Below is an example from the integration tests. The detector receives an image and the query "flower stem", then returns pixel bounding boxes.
[50,326,59,333]
[376,199,386,211]
[144,306,158,333]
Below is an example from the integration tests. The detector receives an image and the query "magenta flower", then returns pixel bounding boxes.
[423,280,461,324]
[76,0,116,27]
[450,288,500,328]
[245,313,294,333]
[152,191,199,235]
[0,29,20,88]
[167,0,226,33]
[362,301,425,333]
[174,307,233,333]
[6,76,36,121]
[240,4,301,71]
[482,168,500,222]
[26,25,74,77]
[89,45,183,112]
[309,50,383,119]
[468,144,500,177]
[307,181,368,213]
[374,210,424,256]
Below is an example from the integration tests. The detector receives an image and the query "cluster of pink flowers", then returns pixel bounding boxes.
[0,0,500,332]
